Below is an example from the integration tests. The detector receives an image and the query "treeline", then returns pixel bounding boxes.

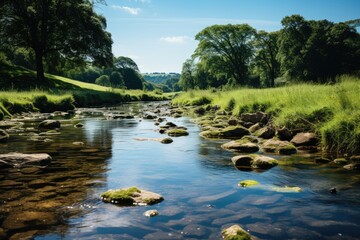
[143,73,182,92]
[180,15,360,90]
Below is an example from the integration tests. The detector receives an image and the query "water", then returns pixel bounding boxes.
[1,102,360,239]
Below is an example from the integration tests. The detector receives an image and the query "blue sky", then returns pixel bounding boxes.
[96,0,360,73]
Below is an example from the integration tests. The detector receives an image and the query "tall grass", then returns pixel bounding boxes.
[172,76,360,154]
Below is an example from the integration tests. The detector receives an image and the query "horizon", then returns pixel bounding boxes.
[96,0,360,73]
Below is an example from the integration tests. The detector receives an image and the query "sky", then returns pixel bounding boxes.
[96,0,360,73]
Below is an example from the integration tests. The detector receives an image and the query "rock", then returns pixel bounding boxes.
[277,127,293,141]
[248,123,262,133]
[329,187,337,194]
[222,224,252,240]
[74,123,84,128]
[231,154,278,170]
[165,122,177,127]
[261,139,297,155]
[160,138,173,144]
[241,111,268,124]
[228,118,238,126]
[220,126,250,138]
[167,129,189,137]
[291,132,318,146]
[144,209,159,217]
[0,153,52,168]
[101,187,164,206]
[239,180,259,187]
[344,163,360,170]
[222,140,259,153]
[144,114,156,120]
[9,230,38,240]
[38,120,60,130]
[270,186,302,192]
[2,211,58,230]
[0,129,9,143]
[252,155,279,169]
[194,107,206,115]
[332,158,348,165]
[255,126,276,139]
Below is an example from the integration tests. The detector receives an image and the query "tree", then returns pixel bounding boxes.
[179,58,196,90]
[277,15,312,81]
[278,15,360,82]
[110,71,125,88]
[95,75,111,87]
[112,56,144,89]
[194,24,256,85]
[113,56,139,72]
[253,31,280,87]
[0,0,113,82]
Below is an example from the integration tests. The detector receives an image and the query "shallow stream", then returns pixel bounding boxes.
[1,102,360,239]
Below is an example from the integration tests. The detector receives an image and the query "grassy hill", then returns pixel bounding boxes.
[0,64,168,119]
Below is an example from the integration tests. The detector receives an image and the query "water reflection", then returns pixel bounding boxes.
[0,102,360,239]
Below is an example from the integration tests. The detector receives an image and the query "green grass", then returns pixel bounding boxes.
[0,64,168,118]
[172,76,360,155]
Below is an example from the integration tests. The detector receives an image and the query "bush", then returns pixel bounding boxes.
[95,75,111,87]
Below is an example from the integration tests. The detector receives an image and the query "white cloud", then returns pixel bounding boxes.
[111,5,141,15]
[160,36,190,44]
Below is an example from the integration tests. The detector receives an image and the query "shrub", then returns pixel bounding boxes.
[95,75,111,87]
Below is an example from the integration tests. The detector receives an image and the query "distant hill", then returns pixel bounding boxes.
[143,73,180,85]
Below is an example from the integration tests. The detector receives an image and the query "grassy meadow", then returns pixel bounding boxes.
[0,64,168,119]
[172,76,360,155]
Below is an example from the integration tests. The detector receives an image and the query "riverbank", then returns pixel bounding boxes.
[0,64,169,120]
[172,75,360,155]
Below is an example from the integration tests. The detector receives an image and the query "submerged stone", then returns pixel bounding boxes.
[144,209,159,217]
[239,180,260,187]
[0,153,52,168]
[270,186,302,193]
[167,129,189,137]
[38,120,61,130]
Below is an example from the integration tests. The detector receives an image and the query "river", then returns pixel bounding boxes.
[0,102,359,239]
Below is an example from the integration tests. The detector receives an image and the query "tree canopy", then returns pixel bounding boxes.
[180,15,360,90]
[194,24,256,85]
[0,0,113,82]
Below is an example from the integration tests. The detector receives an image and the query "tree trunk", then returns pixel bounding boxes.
[35,49,45,82]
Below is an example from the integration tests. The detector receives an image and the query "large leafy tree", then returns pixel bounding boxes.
[278,15,360,82]
[253,31,280,87]
[194,24,256,85]
[0,0,113,82]
[113,56,143,89]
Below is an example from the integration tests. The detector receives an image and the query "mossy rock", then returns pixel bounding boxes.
[101,187,140,205]
[232,154,278,170]
[262,139,297,155]
[160,138,173,144]
[101,187,164,206]
[222,225,252,240]
[167,129,189,137]
[238,180,259,187]
[220,126,250,138]
[199,129,221,138]
[222,140,259,153]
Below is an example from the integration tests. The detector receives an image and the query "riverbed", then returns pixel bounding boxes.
[1,102,360,239]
